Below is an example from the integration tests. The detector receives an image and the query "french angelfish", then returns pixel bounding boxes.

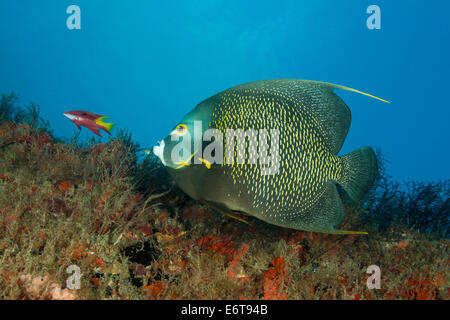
[153,79,389,234]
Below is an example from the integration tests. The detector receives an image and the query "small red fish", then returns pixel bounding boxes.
[63,111,116,136]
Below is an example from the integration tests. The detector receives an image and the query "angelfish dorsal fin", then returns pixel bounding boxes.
[301,80,390,154]
[315,81,391,104]
[228,79,389,154]
[228,79,350,154]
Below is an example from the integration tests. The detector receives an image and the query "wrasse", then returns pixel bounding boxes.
[64,110,116,136]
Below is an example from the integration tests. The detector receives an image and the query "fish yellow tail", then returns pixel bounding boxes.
[95,117,116,132]
[339,146,378,202]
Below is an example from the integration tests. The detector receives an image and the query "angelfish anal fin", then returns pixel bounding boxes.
[285,182,368,235]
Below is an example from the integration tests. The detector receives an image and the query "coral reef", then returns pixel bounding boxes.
[0,94,448,300]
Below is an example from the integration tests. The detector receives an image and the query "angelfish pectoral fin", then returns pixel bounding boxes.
[175,161,191,170]
[175,152,197,170]
[198,158,211,169]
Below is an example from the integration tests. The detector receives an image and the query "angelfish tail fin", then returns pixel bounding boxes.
[338,146,378,202]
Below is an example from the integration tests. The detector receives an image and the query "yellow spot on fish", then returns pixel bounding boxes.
[175,152,196,170]
[198,158,212,169]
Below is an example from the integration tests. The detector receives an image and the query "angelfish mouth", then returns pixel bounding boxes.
[153,140,166,166]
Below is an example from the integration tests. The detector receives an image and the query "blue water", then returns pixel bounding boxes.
[0,0,449,183]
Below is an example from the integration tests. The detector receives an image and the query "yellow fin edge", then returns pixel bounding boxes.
[175,152,197,170]
[337,85,391,104]
[198,158,212,169]
[226,213,249,225]
[311,80,391,104]
[330,230,369,235]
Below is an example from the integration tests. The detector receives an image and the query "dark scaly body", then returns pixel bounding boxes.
[209,89,343,229]
[155,79,384,234]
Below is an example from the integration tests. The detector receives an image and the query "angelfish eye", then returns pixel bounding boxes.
[172,124,187,136]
